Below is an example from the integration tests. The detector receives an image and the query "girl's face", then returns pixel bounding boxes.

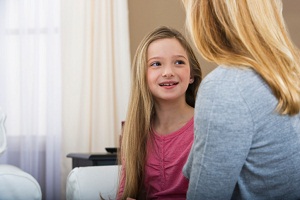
[147,38,191,104]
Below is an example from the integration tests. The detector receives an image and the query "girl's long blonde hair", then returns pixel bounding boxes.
[118,26,202,199]
[183,0,300,115]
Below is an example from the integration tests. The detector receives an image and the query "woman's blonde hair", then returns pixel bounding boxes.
[183,0,300,115]
[118,26,202,199]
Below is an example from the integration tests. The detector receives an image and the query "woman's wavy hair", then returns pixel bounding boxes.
[182,0,300,115]
[118,26,202,199]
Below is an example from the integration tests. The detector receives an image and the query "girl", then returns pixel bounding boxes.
[118,26,202,199]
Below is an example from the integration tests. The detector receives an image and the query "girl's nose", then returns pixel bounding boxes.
[162,65,174,77]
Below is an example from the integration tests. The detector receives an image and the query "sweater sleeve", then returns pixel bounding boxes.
[184,77,254,199]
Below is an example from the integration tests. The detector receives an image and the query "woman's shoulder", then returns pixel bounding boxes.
[203,65,257,82]
[198,65,277,114]
[201,65,267,92]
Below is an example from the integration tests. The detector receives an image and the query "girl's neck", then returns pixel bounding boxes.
[152,101,194,135]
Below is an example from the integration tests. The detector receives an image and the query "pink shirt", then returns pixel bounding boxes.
[118,117,194,200]
[144,117,194,199]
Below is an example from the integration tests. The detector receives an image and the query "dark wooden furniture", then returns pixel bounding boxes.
[67,152,118,169]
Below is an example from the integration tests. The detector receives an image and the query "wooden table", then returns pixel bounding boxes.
[67,152,118,168]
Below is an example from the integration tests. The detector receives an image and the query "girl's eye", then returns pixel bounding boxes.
[150,61,161,67]
[175,60,185,65]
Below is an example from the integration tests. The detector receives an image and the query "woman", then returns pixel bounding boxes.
[181,0,300,199]
[117,26,202,199]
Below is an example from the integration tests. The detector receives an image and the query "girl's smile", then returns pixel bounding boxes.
[147,38,191,103]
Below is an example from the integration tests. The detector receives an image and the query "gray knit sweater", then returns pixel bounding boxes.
[184,66,300,200]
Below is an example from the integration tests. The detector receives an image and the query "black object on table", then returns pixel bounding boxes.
[67,152,118,169]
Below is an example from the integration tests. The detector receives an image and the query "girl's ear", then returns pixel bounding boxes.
[189,78,194,84]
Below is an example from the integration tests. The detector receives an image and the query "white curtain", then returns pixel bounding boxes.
[0,0,130,199]
[0,0,61,199]
[61,0,131,198]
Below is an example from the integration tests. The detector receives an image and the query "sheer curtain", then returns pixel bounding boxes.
[0,0,130,198]
[61,0,131,198]
[0,0,61,199]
